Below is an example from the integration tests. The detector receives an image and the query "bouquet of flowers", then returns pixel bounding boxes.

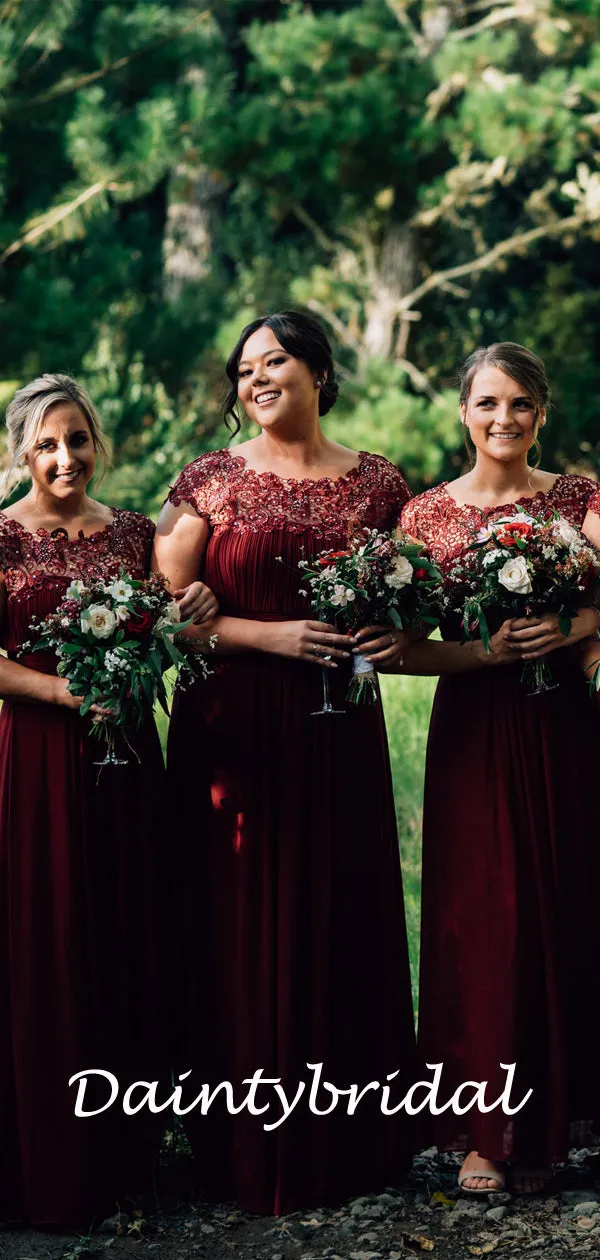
[22,572,214,764]
[299,529,441,703]
[440,508,600,693]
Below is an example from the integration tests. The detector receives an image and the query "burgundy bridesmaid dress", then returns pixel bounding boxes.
[0,510,166,1228]
[401,474,600,1168]
[166,449,416,1214]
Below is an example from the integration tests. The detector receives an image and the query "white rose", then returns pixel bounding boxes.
[81,604,117,639]
[497,556,532,595]
[553,517,580,549]
[384,555,414,589]
[106,579,133,602]
[330,584,356,607]
[65,579,86,600]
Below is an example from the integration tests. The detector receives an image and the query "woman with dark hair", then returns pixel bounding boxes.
[154,311,416,1214]
[357,343,600,1195]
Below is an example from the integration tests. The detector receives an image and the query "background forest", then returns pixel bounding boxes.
[2,0,600,981]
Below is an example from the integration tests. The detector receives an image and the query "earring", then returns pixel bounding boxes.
[316,379,323,387]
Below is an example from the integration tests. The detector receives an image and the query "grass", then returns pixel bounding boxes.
[380,673,436,1006]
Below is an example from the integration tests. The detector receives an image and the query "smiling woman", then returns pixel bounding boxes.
[394,343,600,1198]
[154,310,417,1215]
[0,374,170,1227]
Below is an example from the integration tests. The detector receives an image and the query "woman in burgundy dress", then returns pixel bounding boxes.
[358,343,600,1195]
[154,311,416,1214]
[0,373,216,1228]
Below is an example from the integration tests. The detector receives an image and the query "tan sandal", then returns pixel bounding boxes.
[458,1164,506,1195]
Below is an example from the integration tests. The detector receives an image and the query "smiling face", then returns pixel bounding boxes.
[236,326,321,430]
[461,365,545,463]
[25,402,96,499]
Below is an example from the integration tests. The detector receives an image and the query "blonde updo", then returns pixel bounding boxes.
[1,373,111,501]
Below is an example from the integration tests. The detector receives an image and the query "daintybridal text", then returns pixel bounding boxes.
[69,1062,533,1130]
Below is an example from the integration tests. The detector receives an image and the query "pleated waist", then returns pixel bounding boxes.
[8,649,58,676]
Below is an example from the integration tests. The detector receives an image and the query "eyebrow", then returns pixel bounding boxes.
[238,350,285,368]
[474,393,533,402]
[37,429,90,442]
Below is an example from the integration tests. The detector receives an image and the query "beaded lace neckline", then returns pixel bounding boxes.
[440,472,566,515]
[224,447,366,486]
[0,507,118,544]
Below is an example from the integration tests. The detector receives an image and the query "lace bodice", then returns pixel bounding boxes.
[0,508,155,653]
[167,447,410,620]
[401,474,598,568]
[167,448,410,537]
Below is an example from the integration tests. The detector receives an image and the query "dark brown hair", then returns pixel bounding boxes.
[223,310,339,435]
[459,342,550,416]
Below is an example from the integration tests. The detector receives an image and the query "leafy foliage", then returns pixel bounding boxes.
[1,0,600,508]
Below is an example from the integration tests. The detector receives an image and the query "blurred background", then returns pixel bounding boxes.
[2,0,599,988]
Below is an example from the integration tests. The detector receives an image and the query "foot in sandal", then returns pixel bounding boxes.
[510,1166,552,1194]
[458,1150,506,1193]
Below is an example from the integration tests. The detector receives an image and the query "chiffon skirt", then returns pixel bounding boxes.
[0,690,167,1227]
[417,650,600,1165]
[168,650,416,1214]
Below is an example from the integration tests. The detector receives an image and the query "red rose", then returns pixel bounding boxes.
[124,609,155,637]
[318,550,351,565]
[414,568,428,580]
[495,521,534,546]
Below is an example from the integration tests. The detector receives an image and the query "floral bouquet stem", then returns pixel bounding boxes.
[347,651,379,703]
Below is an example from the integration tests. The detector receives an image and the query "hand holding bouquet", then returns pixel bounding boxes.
[299,529,441,702]
[440,509,600,693]
[22,571,214,763]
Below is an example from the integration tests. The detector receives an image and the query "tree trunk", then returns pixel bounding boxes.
[362,223,418,360]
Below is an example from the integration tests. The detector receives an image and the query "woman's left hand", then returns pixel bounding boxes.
[353,624,408,671]
[507,607,600,659]
[174,581,219,624]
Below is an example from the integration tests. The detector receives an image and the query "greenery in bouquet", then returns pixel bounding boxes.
[299,529,441,702]
[22,572,214,748]
[440,509,600,692]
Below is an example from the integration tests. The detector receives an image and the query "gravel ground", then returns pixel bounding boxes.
[3,1149,600,1260]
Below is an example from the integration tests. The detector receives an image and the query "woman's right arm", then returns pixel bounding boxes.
[153,500,355,666]
[398,621,520,676]
[0,580,81,707]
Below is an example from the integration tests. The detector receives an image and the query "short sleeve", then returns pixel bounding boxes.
[166,450,232,521]
[400,496,424,540]
[585,485,600,517]
[365,453,411,527]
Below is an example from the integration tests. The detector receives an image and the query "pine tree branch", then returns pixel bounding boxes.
[291,204,339,253]
[449,3,540,40]
[397,212,584,313]
[396,358,443,402]
[383,0,428,54]
[8,10,212,111]
[0,181,109,265]
[305,300,362,354]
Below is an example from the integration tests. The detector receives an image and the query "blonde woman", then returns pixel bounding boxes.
[0,374,215,1227]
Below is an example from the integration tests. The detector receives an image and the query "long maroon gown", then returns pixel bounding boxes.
[166,448,416,1214]
[0,509,166,1228]
[402,474,600,1167]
